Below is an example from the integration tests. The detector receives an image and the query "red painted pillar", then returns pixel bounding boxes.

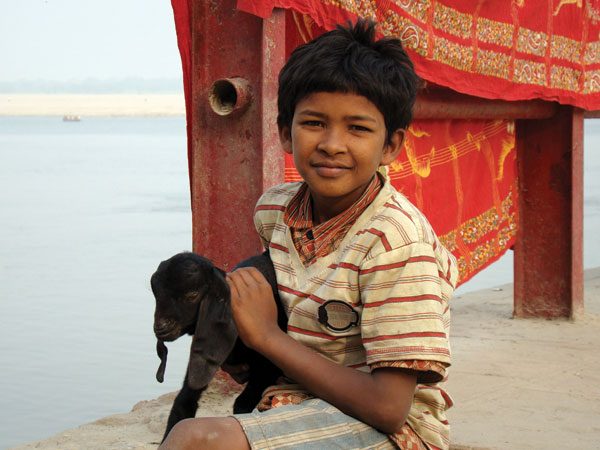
[189,1,285,270]
[514,106,584,318]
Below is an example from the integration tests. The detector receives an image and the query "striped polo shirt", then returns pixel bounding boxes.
[254,179,459,449]
[284,174,382,266]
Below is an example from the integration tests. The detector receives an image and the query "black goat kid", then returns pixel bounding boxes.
[150,251,286,442]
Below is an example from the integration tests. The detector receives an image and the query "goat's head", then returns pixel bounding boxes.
[151,253,217,341]
[150,252,238,389]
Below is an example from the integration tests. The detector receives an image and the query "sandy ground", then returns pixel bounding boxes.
[12,267,600,450]
[445,267,600,449]
[0,94,185,117]
[12,374,243,450]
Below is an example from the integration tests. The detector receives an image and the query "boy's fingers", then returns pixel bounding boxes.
[227,270,248,286]
[232,267,261,287]
[226,274,240,298]
[246,267,268,285]
[234,266,268,286]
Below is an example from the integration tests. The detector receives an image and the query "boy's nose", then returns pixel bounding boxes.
[317,129,347,155]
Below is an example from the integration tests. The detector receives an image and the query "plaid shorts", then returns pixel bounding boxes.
[233,398,397,450]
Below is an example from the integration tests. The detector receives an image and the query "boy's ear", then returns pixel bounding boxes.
[381,129,405,165]
[279,126,293,154]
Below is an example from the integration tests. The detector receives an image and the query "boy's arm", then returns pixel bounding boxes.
[227,268,417,434]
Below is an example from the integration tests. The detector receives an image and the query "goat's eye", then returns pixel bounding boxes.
[184,291,200,302]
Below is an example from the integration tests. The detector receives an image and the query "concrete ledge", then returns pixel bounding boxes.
[12,268,600,450]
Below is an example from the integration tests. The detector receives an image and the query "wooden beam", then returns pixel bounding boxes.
[414,88,557,120]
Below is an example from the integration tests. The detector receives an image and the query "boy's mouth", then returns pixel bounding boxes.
[311,162,351,177]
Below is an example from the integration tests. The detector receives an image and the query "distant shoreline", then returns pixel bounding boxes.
[0,94,185,117]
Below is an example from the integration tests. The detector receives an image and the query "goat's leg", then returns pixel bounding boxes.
[162,373,205,443]
[232,352,281,414]
[233,378,269,414]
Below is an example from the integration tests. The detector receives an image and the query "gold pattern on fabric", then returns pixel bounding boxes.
[397,133,435,179]
[552,0,583,17]
[551,35,582,61]
[278,0,600,99]
[439,191,517,276]
[380,10,429,56]
[322,0,378,19]
[389,121,507,181]
[584,41,600,65]
[497,137,515,181]
[454,193,514,246]
[391,0,430,23]
[513,59,547,86]
[584,70,600,94]
[551,66,581,91]
[476,17,513,48]
[433,2,472,40]
[477,49,511,79]
[516,28,548,57]
[585,3,600,22]
[433,36,473,71]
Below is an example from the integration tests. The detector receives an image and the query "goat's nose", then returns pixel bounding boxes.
[154,318,176,334]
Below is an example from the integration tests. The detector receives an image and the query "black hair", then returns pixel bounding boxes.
[277,19,420,143]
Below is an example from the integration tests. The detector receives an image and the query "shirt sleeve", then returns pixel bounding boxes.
[253,183,298,249]
[370,360,447,384]
[359,242,451,383]
[253,206,272,249]
[253,194,283,249]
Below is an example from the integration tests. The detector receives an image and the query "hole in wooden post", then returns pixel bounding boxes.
[208,78,251,116]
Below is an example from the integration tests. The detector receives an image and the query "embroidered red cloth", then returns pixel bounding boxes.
[238,0,600,110]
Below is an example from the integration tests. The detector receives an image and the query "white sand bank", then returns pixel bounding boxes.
[0,94,185,117]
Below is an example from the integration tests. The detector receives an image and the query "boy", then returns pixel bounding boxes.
[160,19,458,450]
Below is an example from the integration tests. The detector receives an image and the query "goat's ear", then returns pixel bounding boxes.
[187,269,238,390]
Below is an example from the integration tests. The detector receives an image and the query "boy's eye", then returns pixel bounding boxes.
[350,124,372,132]
[301,120,324,127]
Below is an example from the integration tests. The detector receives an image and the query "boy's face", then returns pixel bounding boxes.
[280,91,404,223]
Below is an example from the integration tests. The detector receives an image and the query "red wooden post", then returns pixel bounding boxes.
[514,106,584,318]
[189,1,285,270]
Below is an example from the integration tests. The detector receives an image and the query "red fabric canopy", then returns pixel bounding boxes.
[238,0,600,110]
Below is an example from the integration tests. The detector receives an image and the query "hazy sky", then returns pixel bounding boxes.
[0,0,182,81]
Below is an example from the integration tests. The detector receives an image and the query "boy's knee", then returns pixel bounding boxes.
[160,417,249,450]
[160,418,209,449]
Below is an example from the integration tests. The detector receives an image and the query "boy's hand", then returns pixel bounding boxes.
[226,267,281,352]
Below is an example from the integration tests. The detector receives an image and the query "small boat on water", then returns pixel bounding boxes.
[62,115,81,122]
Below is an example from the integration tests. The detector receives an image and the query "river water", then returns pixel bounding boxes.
[0,116,598,448]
